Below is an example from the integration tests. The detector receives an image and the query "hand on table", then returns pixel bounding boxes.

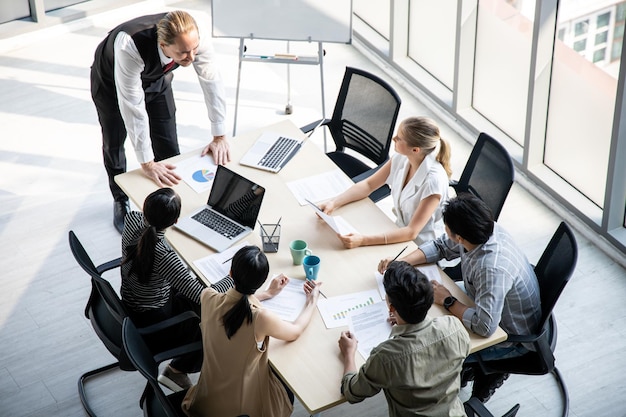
[338,330,358,358]
[377,257,394,274]
[202,135,231,165]
[303,279,322,303]
[265,274,290,298]
[318,200,337,214]
[431,280,452,306]
[338,233,364,249]
[141,161,181,187]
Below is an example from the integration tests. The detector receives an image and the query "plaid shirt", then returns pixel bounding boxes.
[420,224,541,340]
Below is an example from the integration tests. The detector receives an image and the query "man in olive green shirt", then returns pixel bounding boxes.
[338,261,470,417]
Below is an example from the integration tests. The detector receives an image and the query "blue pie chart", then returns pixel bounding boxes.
[192,169,214,183]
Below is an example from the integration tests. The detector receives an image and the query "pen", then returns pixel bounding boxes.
[390,245,408,263]
[305,198,322,212]
[307,279,327,298]
[269,217,282,239]
[257,220,270,237]
[222,256,233,264]
[258,220,278,251]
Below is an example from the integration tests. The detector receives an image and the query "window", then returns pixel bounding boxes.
[406,0,457,89]
[544,2,621,207]
[471,0,535,144]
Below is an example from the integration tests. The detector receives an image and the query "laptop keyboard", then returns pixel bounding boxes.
[192,208,244,239]
[259,136,298,169]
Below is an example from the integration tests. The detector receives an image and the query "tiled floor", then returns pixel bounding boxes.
[1,1,625,416]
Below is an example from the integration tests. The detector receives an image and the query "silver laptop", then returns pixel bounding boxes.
[239,131,304,173]
[175,165,265,252]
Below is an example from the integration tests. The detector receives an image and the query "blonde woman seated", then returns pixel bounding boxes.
[182,245,322,417]
[320,116,452,249]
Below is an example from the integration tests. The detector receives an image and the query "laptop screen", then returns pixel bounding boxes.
[208,165,265,229]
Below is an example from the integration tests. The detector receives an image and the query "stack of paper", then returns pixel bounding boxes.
[193,241,250,284]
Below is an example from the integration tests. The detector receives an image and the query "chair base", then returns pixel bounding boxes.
[78,361,120,417]
[553,367,570,417]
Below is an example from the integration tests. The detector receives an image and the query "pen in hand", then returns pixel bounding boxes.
[390,245,408,263]
[307,279,327,299]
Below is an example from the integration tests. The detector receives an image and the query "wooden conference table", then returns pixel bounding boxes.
[116,119,507,415]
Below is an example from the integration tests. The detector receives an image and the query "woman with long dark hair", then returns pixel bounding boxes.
[121,187,233,392]
[182,245,321,417]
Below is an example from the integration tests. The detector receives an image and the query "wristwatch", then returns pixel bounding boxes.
[443,296,457,311]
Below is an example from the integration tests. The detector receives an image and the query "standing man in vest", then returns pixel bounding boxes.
[91,11,229,233]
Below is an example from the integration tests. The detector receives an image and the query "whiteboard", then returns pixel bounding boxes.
[211,0,352,44]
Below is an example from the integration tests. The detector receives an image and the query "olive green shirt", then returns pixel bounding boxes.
[341,316,470,417]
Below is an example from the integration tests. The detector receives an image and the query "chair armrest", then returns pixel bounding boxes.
[138,310,200,336]
[478,327,548,357]
[153,341,203,364]
[464,396,495,417]
[352,162,388,182]
[300,118,330,133]
[96,257,122,274]
[502,331,544,344]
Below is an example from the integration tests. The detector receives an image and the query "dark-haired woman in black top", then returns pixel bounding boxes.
[121,187,233,392]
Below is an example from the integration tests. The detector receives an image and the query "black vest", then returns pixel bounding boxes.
[91,13,178,96]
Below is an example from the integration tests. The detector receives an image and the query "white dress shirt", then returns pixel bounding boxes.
[386,153,449,245]
[113,22,226,164]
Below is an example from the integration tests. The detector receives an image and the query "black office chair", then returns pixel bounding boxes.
[122,317,196,417]
[301,66,401,202]
[464,397,520,417]
[70,231,199,417]
[474,222,577,417]
[122,318,249,417]
[444,132,515,281]
[449,132,515,221]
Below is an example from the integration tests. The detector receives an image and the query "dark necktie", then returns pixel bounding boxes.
[163,60,175,73]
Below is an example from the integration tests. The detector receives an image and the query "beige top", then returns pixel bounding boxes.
[182,288,293,417]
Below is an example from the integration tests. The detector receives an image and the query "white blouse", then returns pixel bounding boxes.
[386,153,449,245]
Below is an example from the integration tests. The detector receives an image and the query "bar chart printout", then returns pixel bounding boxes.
[316,289,383,328]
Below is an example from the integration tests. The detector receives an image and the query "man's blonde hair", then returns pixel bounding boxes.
[157,10,198,45]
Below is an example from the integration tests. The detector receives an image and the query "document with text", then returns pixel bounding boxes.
[316,289,382,328]
[348,301,393,360]
[175,154,218,194]
[286,169,353,206]
[260,278,307,322]
[306,199,357,235]
[193,241,250,284]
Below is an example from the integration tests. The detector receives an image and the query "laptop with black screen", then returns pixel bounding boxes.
[175,165,265,252]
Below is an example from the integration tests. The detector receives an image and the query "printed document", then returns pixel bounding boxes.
[260,278,307,322]
[287,169,353,206]
[348,301,393,360]
[193,241,250,284]
[306,199,357,235]
[175,154,218,194]
[316,289,382,328]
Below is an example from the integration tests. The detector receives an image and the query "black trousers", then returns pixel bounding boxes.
[126,291,202,374]
[91,70,180,202]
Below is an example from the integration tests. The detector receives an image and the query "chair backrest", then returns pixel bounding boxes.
[455,132,514,221]
[69,231,131,369]
[327,66,401,165]
[122,318,183,417]
[534,222,578,329]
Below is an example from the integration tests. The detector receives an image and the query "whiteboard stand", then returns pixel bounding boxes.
[232,38,328,151]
